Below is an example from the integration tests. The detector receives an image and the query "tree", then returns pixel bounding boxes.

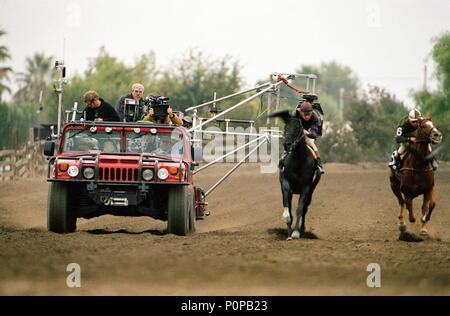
[414,32,450,160]
[345,85,408,161]
[14,52,54,103]
[296,61,359,107]
[157,49,242,113]
[0,28,12,101]
[320,121,363,163]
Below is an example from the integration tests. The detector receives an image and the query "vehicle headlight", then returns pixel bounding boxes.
[83,167,95,179]
[157,168,169,180]
[142,169,154,181]
[67,166,79,177]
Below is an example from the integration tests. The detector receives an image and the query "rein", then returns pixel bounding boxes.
[289,127,306,151]
[400,166,433,173]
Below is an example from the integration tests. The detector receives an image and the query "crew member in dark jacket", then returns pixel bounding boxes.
[116,83,145,121]
[82,90,120,122]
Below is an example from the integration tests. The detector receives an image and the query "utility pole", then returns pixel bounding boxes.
[266,89,272,127]
[423,64,428,91]
[339,88,345,120]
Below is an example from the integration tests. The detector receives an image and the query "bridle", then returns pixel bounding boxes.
[414,119,442,144]
[401,119,441,172]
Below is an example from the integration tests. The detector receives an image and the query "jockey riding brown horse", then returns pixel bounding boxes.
[389,117,442,237]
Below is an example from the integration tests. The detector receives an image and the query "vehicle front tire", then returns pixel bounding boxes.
[47,182,77,233]
[167,186,194,236]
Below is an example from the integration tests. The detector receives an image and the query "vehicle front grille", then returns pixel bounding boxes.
[98,167,138,181]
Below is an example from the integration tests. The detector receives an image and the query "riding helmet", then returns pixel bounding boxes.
[299,101,313,113]
[408,109,421,122]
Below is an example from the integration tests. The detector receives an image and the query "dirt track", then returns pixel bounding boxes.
[1,163,449,295]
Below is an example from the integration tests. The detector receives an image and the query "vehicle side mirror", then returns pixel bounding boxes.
[43,140,55,156]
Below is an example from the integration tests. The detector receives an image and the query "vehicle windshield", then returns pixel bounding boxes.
[61,128,185,157]
[62,129,121,153]
[126,130,185,157]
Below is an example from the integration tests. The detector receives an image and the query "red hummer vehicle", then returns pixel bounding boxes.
[44,121,206,235]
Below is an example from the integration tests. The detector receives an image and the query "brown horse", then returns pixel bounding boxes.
[390,118,442,238]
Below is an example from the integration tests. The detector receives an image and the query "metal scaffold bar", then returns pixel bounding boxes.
[204,135,269,197]
[185,82,271,112]
[198,129,282,138]
[193,133,269,174]
[188,80,285,133]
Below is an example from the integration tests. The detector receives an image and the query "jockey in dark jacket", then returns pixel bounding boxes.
[281,101,324,174]
[389,109,439,171]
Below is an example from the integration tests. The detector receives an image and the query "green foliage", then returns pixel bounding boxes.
[320,121,363,163]
[345,86,408,161]
[0,101,36,149]
[431,32,450,93]
[414,32,450,160]
[0,27,12,101]
[14,52,54,103]
[296,61,359,104]
[157,49,242,113]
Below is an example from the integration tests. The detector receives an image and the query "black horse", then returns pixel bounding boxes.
[268,110,322,240]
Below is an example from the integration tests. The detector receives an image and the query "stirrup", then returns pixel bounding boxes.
[316,161,325,174]
[317,165,325,174]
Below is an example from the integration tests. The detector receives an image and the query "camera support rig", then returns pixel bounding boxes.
[184,72,318,197]
[53,60,67,139]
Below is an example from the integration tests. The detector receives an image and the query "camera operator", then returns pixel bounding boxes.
[142,96,183,126]
[116,83,145,121]
[82,90,120,122]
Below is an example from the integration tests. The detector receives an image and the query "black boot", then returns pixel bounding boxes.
[316,157,325,174]
[389,151,402,171]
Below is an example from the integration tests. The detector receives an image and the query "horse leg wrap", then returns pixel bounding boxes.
[282,207,290,223]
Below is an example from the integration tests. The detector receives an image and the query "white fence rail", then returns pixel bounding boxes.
[0,140,46,181]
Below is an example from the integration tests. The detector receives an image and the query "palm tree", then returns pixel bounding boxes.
[15,52,54,103]
[0,28,12,101]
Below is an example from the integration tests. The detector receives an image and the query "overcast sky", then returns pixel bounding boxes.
[1,0,449,106]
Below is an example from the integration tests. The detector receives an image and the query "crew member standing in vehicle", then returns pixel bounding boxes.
[116,83,145,121]
[82,90,120,122]
[142,105,183,126]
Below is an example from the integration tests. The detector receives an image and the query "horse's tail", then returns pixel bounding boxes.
[266,110,292,125]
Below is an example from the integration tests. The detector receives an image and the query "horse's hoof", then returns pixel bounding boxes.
[291,230,300,239]
[420,228,428,236]
[399,224,407,232]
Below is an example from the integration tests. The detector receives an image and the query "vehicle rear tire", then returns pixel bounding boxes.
[168,186,194,236]
[47,182,77,233]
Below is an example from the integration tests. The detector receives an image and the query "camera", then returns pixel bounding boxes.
[123,98,144,122]
[145,95,170,122]
[301,94,323,115]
